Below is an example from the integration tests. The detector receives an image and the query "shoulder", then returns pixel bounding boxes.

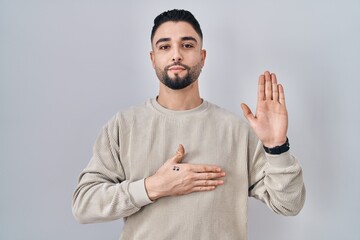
[202,101,258,143]
[107,100,153,127]
[208,101,260,140]
[206,101,247,126]
[202,101,254,137]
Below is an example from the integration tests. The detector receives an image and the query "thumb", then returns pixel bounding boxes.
[240,103,255,122]
[169,144,185,164]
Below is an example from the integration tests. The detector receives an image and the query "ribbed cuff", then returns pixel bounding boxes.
[128,179,154,208]
[265,151,295,168]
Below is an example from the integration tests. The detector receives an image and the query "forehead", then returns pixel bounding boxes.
[152,21,201,43]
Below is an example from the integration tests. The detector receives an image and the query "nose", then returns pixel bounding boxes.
[172,47,183,62]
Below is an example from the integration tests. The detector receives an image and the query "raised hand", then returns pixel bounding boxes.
[241,71,288,148]
[145,144,226,201]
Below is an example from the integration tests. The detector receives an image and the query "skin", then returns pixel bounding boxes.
[150,21,206,110]
[145,21,288,201]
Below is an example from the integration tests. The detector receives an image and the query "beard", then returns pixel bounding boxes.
[155,62,202,90]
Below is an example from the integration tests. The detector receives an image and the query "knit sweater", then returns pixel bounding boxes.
[72,98,305,240]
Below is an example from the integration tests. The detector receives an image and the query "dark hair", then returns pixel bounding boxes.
[151,9,203,42]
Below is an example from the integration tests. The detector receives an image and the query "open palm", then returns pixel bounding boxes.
[241,71,288,148]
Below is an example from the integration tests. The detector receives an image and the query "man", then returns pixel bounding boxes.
[72,9,305,240]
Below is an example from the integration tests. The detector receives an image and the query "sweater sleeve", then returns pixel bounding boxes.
[248,138,306,216]
[72,115,153,224]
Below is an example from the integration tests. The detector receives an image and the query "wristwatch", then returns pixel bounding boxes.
[263,137,290,155]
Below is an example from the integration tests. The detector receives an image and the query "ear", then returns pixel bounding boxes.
[201,49,207,67]
[150,50,155,69]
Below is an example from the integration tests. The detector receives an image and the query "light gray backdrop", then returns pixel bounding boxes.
[1,0,359,239]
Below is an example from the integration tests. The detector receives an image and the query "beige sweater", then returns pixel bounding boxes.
[72,99,305,240]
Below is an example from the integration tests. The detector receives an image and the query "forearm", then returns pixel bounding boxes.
[71,115,155,223]
[72,176,152,223]
[250,151,306,216]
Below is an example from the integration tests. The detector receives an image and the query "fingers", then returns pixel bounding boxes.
[181,164,226,181]
[195,171,226,180]
[184,165,226,183]
[258,71,285,104]
[169,144,185,164]
[189,164,223,173]
[264,71,272,100]
[185,174,225,194]
[278,84,286,105]
[258,75,265,101]
[176,144,185,156]
[271,73,279,101]
[195,179,224,186]
[240,103,255,122]
[191,186,217,192]
[192,179,224,191]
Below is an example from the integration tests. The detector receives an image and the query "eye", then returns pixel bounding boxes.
[183,43,194,49]
[159,45,170,50]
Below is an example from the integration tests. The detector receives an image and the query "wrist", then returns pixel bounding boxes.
[263,136,287,148]
[144,176,162,201]
[128,179,154,207]
[263,137,290,155]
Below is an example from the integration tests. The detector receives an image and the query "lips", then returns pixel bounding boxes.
[168,66,186,70]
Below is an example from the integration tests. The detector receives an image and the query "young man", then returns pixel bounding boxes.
[72,9,305,240]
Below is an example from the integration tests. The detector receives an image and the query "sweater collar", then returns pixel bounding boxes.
[149,98,209,116]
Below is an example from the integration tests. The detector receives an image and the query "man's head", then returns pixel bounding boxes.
[150,9,206,90]
[151,9,203,44]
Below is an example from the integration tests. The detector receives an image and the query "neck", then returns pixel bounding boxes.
[157,81,202,110]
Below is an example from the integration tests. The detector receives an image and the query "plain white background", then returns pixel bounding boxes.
[1,0,359,239]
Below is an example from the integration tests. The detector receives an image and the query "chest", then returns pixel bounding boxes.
[119,117,248,181]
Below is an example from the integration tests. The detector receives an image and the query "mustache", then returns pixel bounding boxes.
[165,62,190,71]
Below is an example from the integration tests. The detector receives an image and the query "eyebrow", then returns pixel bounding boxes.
[155,36,198,46]
[181,36,197,42]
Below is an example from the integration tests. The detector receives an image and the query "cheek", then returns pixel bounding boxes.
[189,54,204,67]
[153,56,168,69]
[152,59,161,70]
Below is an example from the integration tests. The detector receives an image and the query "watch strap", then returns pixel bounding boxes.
[263,137,290,155]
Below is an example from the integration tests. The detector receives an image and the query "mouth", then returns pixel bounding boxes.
[168,66,185,70]
[167,65,187,74]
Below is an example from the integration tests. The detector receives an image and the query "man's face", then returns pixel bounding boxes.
[150,21,206,90]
